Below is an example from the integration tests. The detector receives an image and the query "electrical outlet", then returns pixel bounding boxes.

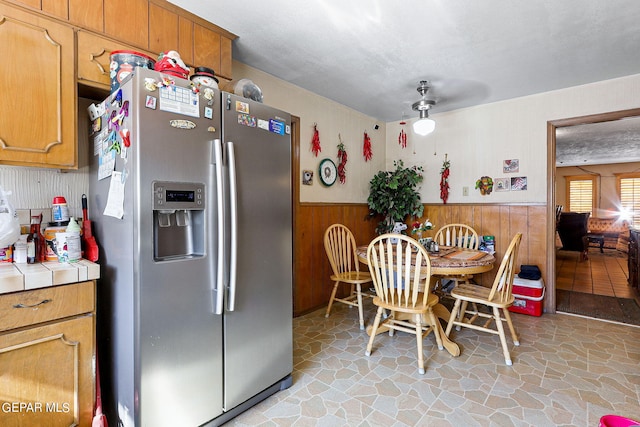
[462,186,469,196]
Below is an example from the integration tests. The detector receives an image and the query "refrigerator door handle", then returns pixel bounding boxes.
[212,139,225,315]
[227,141,238,312]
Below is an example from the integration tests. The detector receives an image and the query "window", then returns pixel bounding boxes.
[617,173,640,228]
[565,175,597,215]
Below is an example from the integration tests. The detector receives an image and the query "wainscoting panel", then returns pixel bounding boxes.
[293,203,548,316]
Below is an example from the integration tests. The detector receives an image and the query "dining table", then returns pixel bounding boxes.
[355,244,496,357]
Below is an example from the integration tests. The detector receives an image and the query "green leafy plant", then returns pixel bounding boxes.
[367,160,424,234]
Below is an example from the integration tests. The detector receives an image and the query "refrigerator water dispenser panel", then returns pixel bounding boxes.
[153,181,205,260]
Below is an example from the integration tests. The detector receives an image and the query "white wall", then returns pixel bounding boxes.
[231,62,386,203]
[388,73,640,204]
[2,67,640,211]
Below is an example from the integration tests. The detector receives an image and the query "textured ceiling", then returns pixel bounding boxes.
[556,117,640,167]
[167,0,640,165]
[168,0,640,122]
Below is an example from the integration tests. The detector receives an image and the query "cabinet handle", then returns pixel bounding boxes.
[13,299,52,309]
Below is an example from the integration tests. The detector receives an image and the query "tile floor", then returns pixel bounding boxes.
[226,300,640,427]
[556,249,633,298]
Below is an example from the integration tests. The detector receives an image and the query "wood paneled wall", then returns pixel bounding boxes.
[293,203,548,317]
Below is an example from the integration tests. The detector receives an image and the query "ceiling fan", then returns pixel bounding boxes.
[412,80,436,136]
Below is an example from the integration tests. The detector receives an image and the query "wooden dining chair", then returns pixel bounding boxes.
[323,224,373,330]
[434,224,480,292]
[444,232,523,365]
[365,234,443,374]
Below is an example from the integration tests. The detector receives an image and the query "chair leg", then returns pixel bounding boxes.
[415,320,425,374]
[445,299,462,337]
[493,306,512,366]
[365,307,384,356]
[502,308,520,346]
[356,284,365,330]
[325,281,340,318]
[456,300,469,331]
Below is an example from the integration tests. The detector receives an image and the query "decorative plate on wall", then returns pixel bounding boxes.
[319,158,337,186]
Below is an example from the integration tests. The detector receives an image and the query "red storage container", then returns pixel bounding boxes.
[509,276,545,316]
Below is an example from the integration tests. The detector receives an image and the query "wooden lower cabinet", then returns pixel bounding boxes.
[0,282,95,427]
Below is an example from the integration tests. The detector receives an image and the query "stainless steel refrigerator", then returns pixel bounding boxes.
[88,68,292,427]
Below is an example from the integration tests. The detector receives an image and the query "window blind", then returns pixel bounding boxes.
[568,179,593,214]
[620,177,640,228]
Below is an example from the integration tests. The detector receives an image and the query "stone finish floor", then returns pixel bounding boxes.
[226,300,640,427]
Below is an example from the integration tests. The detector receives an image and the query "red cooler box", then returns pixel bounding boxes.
[509,276,545,316]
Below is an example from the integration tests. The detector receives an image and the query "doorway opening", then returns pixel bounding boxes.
[548,108,640,325]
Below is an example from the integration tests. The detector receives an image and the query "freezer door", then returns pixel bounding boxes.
[222,93,293,410]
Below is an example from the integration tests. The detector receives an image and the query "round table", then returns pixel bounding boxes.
[355,244,496,356]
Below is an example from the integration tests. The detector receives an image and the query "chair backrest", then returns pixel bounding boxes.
[557,212,590,252]
[324,224,361,276]
[434,224,479,249]
[487,233,523,303]
[366,234,432,309]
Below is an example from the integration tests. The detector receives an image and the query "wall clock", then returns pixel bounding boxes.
[319,158,337,186]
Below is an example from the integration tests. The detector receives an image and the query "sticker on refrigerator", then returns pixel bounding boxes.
[237,113,256,127]
[269,119,286,135]
[257,119,269,131]
[204,107,213,119]
[169,120,196,129]
[145,95,157,109]
[235,100,249,114]
[159,85,200,118]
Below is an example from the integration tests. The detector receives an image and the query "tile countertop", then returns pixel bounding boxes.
[0,260,100,294]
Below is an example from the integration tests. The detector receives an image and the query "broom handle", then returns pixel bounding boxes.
[95,353,103,412]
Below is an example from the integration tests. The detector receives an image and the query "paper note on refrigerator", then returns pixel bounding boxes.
[103,171,125,219]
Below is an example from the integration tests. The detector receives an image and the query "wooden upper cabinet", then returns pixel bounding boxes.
[77,30,156,89]
[220,35,232,79]
[193,23,221,76]
[0,2,77,168]
[69,0,103,33]
[105,0,149,49]
[149,3,178,56]
[41,0,68,20]
[178,16,194,66]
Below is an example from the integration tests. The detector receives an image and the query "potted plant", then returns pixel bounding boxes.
[367,160,424,234]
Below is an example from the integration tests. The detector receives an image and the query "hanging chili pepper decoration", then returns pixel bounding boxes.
[398,129,407,148]
[363,131,372,161]
[311,123,321,157]
[440,154,450,204]
[337,134,347,184]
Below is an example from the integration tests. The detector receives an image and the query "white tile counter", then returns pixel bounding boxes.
[0,260,100,294]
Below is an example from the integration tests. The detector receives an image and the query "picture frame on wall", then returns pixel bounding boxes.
[495,178,510,191]
[302,170,313,185]
[503,159,519,173]
[511,176,527,191]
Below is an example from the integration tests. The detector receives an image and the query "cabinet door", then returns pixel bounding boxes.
[0,315,95,427]
[0,3,76,168]
[104,0,148,49]
[149,3,178,55]
[77,30,156,90]
[69,0,103,33]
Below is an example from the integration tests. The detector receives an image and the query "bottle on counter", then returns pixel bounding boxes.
[27,215,42,264]
[52,196,70,223]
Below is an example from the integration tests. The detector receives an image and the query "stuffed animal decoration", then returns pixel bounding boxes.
[154,50,189,79]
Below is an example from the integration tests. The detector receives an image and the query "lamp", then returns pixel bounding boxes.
[412,80,436,136]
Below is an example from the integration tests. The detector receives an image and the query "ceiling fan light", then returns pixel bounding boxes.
[413,117,435,136]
